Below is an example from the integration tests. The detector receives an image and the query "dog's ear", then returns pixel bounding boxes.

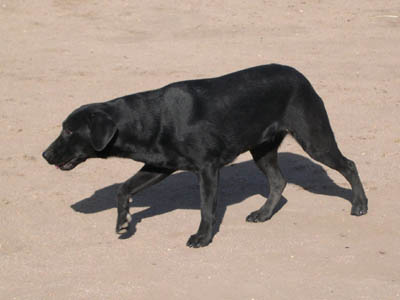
[88,111,117,151]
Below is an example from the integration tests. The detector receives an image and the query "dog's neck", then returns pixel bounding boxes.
[101,94,167,165]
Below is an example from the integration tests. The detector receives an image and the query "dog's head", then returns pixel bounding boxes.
[42,105,117,171]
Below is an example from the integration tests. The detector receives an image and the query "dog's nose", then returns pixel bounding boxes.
[42,150,50,162]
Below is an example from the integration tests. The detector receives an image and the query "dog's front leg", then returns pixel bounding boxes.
[116,165,174,234]
[187,166,220,248]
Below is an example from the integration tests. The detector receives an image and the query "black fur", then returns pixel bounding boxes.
[43,64,368,248]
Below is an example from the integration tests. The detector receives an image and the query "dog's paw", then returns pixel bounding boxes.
[186,233,212,248]
[246,210,271,223]
[116,212,132,234]
[351,202,368,216]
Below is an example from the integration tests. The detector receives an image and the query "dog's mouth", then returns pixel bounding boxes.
[56,157,85,171]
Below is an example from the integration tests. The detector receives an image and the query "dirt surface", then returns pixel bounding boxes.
[1,1,400,299]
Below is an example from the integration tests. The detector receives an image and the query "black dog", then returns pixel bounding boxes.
[43,64,368,248]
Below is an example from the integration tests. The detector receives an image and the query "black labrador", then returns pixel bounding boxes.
[42,64,368,248]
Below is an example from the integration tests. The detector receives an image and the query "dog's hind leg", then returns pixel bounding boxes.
[298,142,367,216]
[285,92,368,216]
[116,164,175,234]
[246,132,287,222]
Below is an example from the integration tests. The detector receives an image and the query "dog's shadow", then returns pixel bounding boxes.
[71,152,352,238]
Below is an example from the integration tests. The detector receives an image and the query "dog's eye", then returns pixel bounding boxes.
[63,129,72,136]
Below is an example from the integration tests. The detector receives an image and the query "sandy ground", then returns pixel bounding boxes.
[1,0,400,299]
